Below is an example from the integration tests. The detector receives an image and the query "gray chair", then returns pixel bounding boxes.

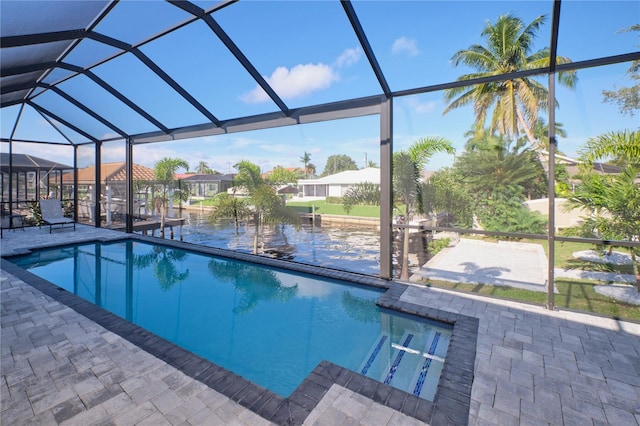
[40,199,76,233]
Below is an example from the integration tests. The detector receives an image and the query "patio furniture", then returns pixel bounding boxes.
[40,199,76,233]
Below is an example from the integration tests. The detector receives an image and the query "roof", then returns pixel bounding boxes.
[176,173,234,182]
[0,0,385,146]
[299,167,380,185]
[62,162,154,184]
[0,153,72,172]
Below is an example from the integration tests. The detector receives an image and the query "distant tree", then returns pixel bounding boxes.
[267,166,299,186]
[367,160,378,168]
[321,154,358,176]
[602,25,640,117]
[305,163,316,177]
[195,161,215,174]
[300,151,312,176]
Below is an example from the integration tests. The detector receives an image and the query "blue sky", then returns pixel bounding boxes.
[2,0,638,174]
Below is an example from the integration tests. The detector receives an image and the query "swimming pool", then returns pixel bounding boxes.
[11,239,452,402]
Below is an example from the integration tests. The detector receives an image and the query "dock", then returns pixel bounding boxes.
[109,217,187,239]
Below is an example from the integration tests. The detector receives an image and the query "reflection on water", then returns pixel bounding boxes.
[181,212,381,275]
[207,257,298,314]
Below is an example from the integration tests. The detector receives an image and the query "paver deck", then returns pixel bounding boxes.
[2,225,640,425]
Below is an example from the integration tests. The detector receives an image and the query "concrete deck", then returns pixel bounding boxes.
[2,225,640,425]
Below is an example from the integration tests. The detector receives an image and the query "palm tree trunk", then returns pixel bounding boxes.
[400,225,410,281]
[516,105,539,151]
[252,212,260,254]
[516,105,550,176]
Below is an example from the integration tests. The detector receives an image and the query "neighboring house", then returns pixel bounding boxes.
[542,151,640,188]
[297,167,380,198]
[175,173,235,201]
[62,162,155,220]
[62,162,155,200]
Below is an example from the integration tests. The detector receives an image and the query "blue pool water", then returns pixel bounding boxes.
[13,239,451,400]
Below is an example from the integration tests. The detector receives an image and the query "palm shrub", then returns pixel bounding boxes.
[475,185,547,235]
[342,182,380,214]
[564,130,640,289]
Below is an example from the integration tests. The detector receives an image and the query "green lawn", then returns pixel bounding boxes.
[286,200,383,218]
[420,278,640,322]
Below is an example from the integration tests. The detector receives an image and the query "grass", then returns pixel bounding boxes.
[421,278,640,322]
[286,200,382,217]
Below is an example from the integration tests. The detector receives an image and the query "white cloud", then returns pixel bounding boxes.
[335,47,362,68]
[392,36,420,57]
[403,97,436,114]
[242,63,339,103]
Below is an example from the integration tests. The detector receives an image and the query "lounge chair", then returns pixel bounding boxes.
[39,199,76,233]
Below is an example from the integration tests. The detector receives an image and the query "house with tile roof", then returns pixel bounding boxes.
[62,162,155,221]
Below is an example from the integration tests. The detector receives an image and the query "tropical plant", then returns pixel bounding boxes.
[443,13,576,150]
[342,182,380,214]
[153,157,189,236]
[454,138,547,201]
[419,167,474,228]
[565,130,640,289]
[209,192,251,233]
[394,137,455,280]
[476,187,547,235]
[321,154,358,176]
[231,160,300,254]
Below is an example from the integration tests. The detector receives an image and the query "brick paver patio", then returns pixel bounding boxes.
[2,225,639,425]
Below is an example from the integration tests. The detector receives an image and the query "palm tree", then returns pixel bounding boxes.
[209,192,251,234]
[195,161,214,174]
[300,151,311,177]
[455,138,546,200]
[394,137,455,280]
[444,14,576,151]
[233,160,299,254]
[566,130,640,290]
[154,157,189,236]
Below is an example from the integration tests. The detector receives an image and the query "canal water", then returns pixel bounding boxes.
[179,211,383,275]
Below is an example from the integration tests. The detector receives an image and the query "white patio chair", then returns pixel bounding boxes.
[39,199,76,233]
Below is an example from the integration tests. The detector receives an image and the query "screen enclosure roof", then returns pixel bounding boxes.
[1,1,639,147]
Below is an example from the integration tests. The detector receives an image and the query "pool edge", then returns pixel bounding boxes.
[2,237,478,425]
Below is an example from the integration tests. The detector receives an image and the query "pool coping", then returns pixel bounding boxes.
[2,234,478,425]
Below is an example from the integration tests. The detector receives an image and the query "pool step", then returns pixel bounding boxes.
[358,330,447,399]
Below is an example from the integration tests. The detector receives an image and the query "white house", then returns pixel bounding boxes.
[297,167,380,198]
